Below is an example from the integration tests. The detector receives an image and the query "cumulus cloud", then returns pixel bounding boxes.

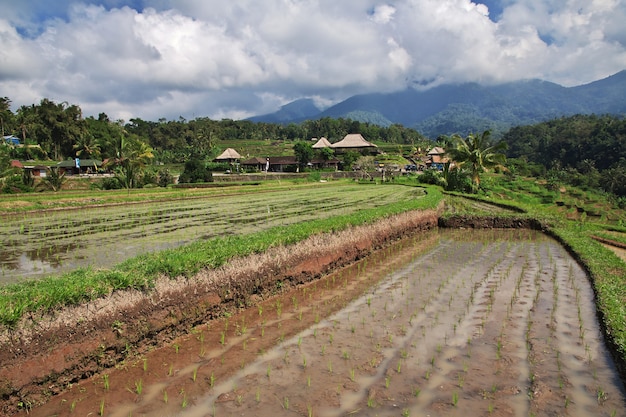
[0,0,624,121]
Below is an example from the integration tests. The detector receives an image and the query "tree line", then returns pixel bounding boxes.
[1,97,625,199]
[501,114,626,197]
[0,97,426,164]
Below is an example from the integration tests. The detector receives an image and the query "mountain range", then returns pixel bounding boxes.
[248,70,626,138]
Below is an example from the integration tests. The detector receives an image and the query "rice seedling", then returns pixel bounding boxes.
[163,389,168,403]
[102,374,109,391]
[192,367,198,382]
[99,399,105,416]
[452,391,458,407]
[134,379,143,395]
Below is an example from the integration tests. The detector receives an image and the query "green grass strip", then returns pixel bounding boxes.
[0,185,441,328]
[551,224,626,358]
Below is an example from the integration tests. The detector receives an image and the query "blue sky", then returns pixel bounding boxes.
[1,0,625,122]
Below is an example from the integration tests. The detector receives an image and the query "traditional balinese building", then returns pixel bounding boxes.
[331,133,379,155]
[214,148,241,163]
[312,137,332,149]
[425,147,448,171]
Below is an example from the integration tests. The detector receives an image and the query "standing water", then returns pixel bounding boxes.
[28,228,626,417]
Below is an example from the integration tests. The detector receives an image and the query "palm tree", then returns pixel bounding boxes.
[39,167,66,192]
[104,135,154,189]
[446,130,507,189]
[73,134,102,159]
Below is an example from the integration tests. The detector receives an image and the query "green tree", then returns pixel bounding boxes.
[0,97,14,137]
[39,167,66,192]
[73,133,101,159]
[341,151,360,171]
[104,135,154,189]
[446,130,507,190]
[178,157,213,183]
[319,146,334,161]
[293,141,314,171]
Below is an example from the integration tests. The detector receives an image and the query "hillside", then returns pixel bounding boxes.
[249,71,626,138]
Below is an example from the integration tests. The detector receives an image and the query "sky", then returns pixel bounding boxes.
[1,0,625,122]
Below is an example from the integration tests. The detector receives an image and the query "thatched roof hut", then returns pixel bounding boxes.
[312,137,332,149]
[331,134,378,154]
[215,148,242,161]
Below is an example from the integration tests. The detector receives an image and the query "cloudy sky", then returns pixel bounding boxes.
[1,0,625,122]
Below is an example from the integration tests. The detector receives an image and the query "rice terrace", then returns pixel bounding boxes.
[0,179,625,417]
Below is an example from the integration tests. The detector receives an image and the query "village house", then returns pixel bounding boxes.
[57,159,103,175]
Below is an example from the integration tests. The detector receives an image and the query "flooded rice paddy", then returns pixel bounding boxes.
[27,228,626,417]
[0,184,421,283]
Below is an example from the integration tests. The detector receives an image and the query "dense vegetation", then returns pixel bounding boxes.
[2,97,625,202]
[502,114,626,197]
[0,97,428,165]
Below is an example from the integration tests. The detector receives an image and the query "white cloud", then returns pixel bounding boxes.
[370,4,397,24]
[0,0,624,120]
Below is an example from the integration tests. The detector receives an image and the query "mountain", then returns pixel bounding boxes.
[248,70,626,138]
[247,98,321,124]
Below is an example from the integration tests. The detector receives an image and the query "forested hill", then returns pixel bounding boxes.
[249,70,626,138]
[502,114,626,197]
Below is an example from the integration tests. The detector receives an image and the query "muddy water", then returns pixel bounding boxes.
[26,229,626,417]
[0,184,419,283]
[186,229,625,417]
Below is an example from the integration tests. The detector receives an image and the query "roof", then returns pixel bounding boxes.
[331,134,377,149]
[57,159,102,168]
[3,135,20,145]
[241,157,266,165]
[428,147,445,155]
[215,148,241,160]
[312,137,332,149]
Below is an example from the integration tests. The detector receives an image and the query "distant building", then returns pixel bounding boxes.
[3,135,20,146]
[214,148,242,163]
[312,137,332,149]
[425,147,449,171]
[240,156,339,172]
[57,159,102,175]
[331,133,379,154]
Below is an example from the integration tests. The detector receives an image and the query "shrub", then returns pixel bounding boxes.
[418,169,445,187]
[157,168,174,187]
[178,158,213,183]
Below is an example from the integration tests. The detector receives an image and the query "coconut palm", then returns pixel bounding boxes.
[446,130,507,189]
[73,134,101,159]
[104,135,154,189]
